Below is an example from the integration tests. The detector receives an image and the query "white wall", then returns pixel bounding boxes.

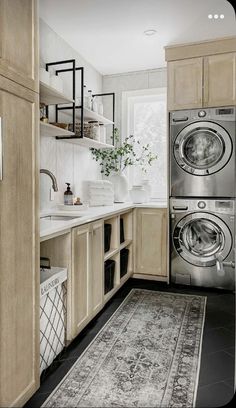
[102,68,167,136]
[40,19,102,210]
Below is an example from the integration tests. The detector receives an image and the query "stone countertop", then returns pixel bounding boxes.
[40,201,167,241]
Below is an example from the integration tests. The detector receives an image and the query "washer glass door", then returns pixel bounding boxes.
[174,122,232,175]
[173,213,232,267]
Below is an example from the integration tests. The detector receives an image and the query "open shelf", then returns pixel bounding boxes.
[61,136,114,149]
[104,248,119,262]
[120,239,132,251]
[40,81,74,105]
[40,122,75,138]
[59,106,114,126]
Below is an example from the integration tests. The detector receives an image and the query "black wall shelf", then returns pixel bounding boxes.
[45,59,115,145]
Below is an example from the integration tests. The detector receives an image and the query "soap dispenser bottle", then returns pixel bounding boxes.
[64,183,74,205]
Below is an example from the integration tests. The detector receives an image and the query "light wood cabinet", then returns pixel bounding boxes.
[0,76,39,407]
[90,221,104,315]
[168,58,203,110]
[204,53,236,107]
[0,0,39,92]
[71,221,103,338]
[166,37,236,110]
[134,208,167,278]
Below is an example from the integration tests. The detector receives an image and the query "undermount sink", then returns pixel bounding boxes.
[41,215,82,221]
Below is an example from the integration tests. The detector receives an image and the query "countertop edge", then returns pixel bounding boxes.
[40,202,167,241]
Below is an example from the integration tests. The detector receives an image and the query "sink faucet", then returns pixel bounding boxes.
[40,169,58,192]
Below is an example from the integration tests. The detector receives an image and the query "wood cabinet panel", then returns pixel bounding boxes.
[0,0,39,92]
[135,208,167,277]
[168,57,203,110]
[71,224,90,338]
[90,221,104,315]
[204,53,236,107]
[0,75,39,407]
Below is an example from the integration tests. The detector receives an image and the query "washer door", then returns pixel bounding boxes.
[174,122,232,175]
[173,213,232,267]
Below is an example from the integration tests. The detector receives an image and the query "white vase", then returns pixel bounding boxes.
[130,185,147,204]
[142,179,152,202]
[109,172,128,203]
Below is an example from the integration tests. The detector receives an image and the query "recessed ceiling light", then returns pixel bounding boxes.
[208,14,213,19]
[220,14,225,19]
[144,29,157,36]
[214,14,219,19]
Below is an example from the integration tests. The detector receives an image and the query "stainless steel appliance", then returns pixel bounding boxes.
[170,107,235,197]
[170,198,235,290]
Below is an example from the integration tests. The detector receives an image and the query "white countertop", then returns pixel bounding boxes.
[40,201,167,240]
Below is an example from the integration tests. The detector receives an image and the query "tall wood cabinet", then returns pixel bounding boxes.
[0,1,39,407]
[166,37,236,110]
[134,208,167,278]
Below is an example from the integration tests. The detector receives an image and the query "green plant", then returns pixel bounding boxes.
[90,128,157,177]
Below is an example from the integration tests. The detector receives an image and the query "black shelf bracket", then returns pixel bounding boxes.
[45,60,115,145]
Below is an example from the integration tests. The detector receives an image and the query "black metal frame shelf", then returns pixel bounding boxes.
[45,59,115,145]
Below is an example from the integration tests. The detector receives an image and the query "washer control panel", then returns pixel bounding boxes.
[170,199,235,215]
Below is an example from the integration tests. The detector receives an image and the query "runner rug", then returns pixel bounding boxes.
[43,289,206,407]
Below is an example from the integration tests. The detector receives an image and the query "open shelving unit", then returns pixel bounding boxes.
[39,59,116,149]
[103,210,133,304]
[40,122,75,138]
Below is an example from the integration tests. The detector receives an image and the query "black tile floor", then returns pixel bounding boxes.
[25,279,235,408]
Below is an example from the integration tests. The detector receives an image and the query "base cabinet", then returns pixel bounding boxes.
[71,221,103,338]
[134,208,167,278]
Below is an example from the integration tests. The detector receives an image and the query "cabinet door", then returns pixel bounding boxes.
[135,208,167,277]
[168,57,203,110]
[0,76,39,407]
[204,53,236,107]
[90,221,104,315]
[0,0,39,92]
[72,224,91,338]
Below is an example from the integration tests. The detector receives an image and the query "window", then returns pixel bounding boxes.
[122,88,167,200]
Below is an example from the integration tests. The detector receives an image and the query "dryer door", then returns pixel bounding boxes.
[173,213,232,267]
[174,122,232,176]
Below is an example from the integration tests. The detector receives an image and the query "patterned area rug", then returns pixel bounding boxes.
[43,289,206,407]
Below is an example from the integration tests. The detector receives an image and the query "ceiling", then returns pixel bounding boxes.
[39,0,236,75]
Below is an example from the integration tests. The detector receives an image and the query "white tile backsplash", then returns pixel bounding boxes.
[40,19,103,211]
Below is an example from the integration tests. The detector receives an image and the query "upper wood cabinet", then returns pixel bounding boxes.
[166,37,236,110]
[168,58,203,110]
[71,221,104,338]
[204,53,236,107]
[134,208,167,278]
[0,0,39,92]
[0,75,39,408]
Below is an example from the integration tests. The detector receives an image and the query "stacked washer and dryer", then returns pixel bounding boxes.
[169,107,235,290]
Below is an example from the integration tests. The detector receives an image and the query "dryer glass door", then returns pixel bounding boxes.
[173,213,232,267]
[174,122,232,175]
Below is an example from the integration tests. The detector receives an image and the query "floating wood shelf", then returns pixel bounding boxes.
[40,81,74,105]
[40,122,75,137]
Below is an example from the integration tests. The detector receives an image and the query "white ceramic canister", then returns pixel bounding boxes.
[50,75,63,93]
[129,185,147,204]
[90,121,100,140]
[142,179,152,202]
[39,68,50,85]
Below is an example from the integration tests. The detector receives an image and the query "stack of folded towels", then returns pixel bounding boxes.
[85,180,114,206]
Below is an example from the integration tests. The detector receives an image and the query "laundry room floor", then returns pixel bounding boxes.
[25,279,235,408]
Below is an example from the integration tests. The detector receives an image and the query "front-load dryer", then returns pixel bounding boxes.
[170,198,235,290]
[170,107,235,197]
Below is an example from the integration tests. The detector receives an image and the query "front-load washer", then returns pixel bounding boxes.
[170,198,235,290]
[170,107,235,197]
